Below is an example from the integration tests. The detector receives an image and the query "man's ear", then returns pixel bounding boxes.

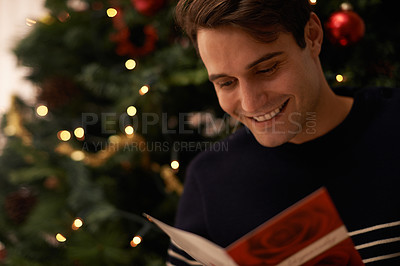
[305,12,323,56]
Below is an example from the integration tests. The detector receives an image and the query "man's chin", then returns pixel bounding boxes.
[252,131,295,148]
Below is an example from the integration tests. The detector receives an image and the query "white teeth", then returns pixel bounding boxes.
[253,102,286,122]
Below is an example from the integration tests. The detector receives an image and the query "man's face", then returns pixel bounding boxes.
[197,25,323,147]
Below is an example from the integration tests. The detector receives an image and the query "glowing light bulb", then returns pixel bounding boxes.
[125,126,134,135]
[36,105,48,116]
[127,106,137,116]
[130,236,142,247]
[139,85,149,95]
[72,218,83,230]
[336,74,344,82]
[74,127,84,139]
[56,233,66,243]
[58,130,71,141]
[107,8,118,18]
[125,59,136,70]
[71,151,85,161]
[171,160,180,170]
[309,0,317,5]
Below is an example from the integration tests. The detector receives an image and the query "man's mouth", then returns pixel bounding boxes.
[252,100,289,122]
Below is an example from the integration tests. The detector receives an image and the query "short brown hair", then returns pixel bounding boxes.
[175,0,312,50]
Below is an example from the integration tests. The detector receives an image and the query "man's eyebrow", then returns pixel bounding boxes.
[246,51,284,69]
[208,51,284,82]
[209,73,229,82]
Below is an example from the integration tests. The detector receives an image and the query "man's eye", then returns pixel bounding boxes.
[256,63,279,75]
[217,80,234,88]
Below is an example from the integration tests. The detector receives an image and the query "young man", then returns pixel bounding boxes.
[169,0,400,265]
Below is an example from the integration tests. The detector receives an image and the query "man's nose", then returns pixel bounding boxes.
[239,81,267,113]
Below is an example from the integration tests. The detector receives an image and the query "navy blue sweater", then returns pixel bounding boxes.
[168,87,400,265]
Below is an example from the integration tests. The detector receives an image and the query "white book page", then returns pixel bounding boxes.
[145,214,238,266]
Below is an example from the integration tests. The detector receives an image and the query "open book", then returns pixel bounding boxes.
[145,188,364,266]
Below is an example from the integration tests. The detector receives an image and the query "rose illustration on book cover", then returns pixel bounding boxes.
[306,238,364,266]
[227,189,364,265]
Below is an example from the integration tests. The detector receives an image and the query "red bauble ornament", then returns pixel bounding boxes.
[131,0,166,16]
[325,3,365,46]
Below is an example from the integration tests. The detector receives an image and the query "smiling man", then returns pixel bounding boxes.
[168,0,400,265]
[197,18,353,147]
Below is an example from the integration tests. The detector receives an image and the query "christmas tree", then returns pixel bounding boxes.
[0,0,399,265]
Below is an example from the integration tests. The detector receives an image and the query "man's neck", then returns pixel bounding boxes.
[289,85,354,144]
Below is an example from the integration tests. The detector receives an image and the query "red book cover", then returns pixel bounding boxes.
[226,188,364,265]
[146,188,364,265]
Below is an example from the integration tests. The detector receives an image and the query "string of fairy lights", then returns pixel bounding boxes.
[21,4,183,249]
[54,216,146,248]
[34,80,167,247]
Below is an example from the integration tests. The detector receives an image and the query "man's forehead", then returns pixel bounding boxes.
[197,24,285,45]
[197,26,296,52]
[197,27,292,65]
